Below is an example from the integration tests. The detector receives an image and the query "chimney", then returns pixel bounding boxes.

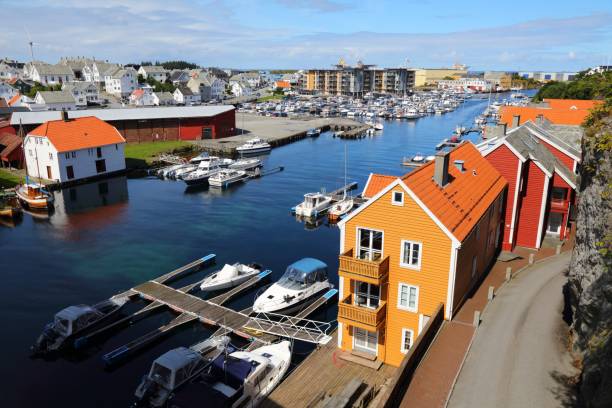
[434,150,450,187]
[454,159,465,172]
[60,110,69,121]
[512,114,521,128]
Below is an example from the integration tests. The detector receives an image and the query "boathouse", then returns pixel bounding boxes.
[10,105,236,143]
[23,113,126,183]
[335,142,507,367]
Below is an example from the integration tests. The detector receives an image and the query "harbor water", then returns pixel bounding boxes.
[1,96,501,407]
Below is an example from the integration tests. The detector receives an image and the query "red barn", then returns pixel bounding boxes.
[479,120,580,250]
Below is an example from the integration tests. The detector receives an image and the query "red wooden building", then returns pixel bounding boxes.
[479,119,581,250]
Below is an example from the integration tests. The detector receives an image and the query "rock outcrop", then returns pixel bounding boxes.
[567,102,612,408]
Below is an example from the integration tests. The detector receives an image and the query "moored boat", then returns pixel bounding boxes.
[200,263,262,291]
[15,184,54,210]
[236,138,271,155]
[183,159,223,186]
[293,192,332,218]
[229,158,262,171]
[328,198,354,222]
[208,169,247,188]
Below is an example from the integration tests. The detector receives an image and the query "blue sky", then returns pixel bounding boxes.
[2,0,611,71]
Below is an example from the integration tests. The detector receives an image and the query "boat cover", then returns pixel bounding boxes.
[155,347,201,371]
[55,305,96,321]
[278,258,328,289]
[211,354,257,389]
[218,264,239,279]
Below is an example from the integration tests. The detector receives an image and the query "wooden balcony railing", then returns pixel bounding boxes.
[338,249,389,281]
[338,294,386,329]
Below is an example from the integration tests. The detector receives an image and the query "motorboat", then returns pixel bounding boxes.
[374,122,384,131]
[31,296,130,355]
[135,335,230,407]
[170,163,199,179]
[174,341,291,408]
[200,263,262,291]
[327,198,354,222]
[208,169,247,188]
[229,158,262,171]
[412,154,425,162]
[236,138,271,155]
[306,128,321,137]
[183,159,223,186]
[15,183,54,210]
[253,258,333,314]
[293,192,332,218]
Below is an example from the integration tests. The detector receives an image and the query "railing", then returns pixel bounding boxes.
[338,249,389,280]
[338,294,386,329]
[550,199,568,211]
[245,312,333,345]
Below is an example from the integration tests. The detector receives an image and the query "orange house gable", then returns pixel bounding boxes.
[336,142,507,367]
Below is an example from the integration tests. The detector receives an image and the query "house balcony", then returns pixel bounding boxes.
[338,249,389,283]
[338,294,386,330]
[550,199,569,211]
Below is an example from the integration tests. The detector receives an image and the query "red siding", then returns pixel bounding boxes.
[515,161,547,248]
[179,109,236,141]
[538,138,576,171]
[485,144,520,250]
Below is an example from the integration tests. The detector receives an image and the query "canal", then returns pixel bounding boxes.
[1,96,497,407]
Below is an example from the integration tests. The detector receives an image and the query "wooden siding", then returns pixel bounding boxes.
[340,186,452,367]
[485,144,520,250]
[515,161,547,248]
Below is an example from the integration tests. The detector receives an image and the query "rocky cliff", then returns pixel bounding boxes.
[567,101,612,408]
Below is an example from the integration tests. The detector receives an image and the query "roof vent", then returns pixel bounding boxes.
[454,160,465,172]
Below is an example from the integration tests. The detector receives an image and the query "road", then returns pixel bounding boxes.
[448,252,578,408]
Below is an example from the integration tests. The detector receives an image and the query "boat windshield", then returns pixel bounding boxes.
[150,363,173,388]
[278,263,326,289]
[53,317,71,336]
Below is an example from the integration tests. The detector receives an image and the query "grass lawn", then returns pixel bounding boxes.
[256,94,283,102]
[0,168,23,189]
[124,140,193,168]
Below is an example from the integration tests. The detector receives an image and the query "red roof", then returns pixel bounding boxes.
[131,89,144,98]
[500,106,592,127]
[275,80,291,89]
[28,116,126,153]
[544,99,603,110]
[363,174,396,198]
[7,93,20,106]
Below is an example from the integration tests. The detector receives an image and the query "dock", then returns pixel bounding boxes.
[435,138,462,150]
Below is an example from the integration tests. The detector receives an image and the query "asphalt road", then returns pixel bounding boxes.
[448,252,578,408]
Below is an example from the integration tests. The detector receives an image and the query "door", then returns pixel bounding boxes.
[353,327,377,355]
[202,127,213,140]
[66,165,74,180]
[547,212,563,235]
[95,159,106,173]
[46,166,52,179]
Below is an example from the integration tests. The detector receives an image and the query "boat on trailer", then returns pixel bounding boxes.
[200,263,262,291]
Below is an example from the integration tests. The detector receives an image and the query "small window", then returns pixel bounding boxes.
[398,283,419,312]
[71,151,76,158]
[392,191,404,206]
[65,153,70,160]
[49,153,53,160]
[400,240,421,269]
[400,328,414,353]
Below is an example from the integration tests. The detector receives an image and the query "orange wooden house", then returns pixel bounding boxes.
[336,142,507,367]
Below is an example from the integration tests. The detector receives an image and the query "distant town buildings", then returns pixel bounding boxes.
[518,71,577,82]
[437,78,493,93]
[138,65,170,82]
[413,67,468,87]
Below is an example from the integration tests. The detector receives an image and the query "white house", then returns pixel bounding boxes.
[231,81,251,97]
[129,88,156,106]
[173,86,199,105]
[0,62,19,81]
[105,68,137,97]
[82,61,120,83]
[229,72,262,88]
[437,78,493,92]
[169,70,191,85]
[24,114,126,183]
[62,82,100,106]
[26,63,75,85]
[34,91,78,111]
[138,66,169,82]
[209,77,226,99]
[0,82,17,102]
[152,91,175,106]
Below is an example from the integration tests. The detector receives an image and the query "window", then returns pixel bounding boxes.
[96,147,102,158]
[95,159,106,173]
[400,240,421,269]
[551,187,567,203]
[353,327,377,354]
[398,283,419,312]
[88,148,93,156]
[357,228,383,261]
[66,165,74,180]
[49,152,53,160]
[401,329,414,353]
[354,281,380,309]
[115,144,118,150]
[71,151,76,158]
[392,191,404,206]
[65,153,70,159]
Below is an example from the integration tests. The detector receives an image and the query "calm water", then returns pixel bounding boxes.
[1,96,496,407]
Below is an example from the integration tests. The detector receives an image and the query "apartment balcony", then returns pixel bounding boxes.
[338,249,389,282]
[338,294,386,330]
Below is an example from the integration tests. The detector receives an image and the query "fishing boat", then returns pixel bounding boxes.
[200,263,262,291]
[253,258,333,314]
[134,335,230,407]
[173,341,291,408]
[293,192,332,218]
[31,296,130,355]
[208,169,247,188]
[183,159,223,186]
[15,183,54,210]
[229,158,262,171]
[236,138,271,155]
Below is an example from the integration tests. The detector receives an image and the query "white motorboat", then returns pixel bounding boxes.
[168,163,199,179]
[175,341,291,408]
[200,263,262,291]
[134,335,230,407]
[229,158,262,171]
[253,258,333,314]
[183,159,223,186]
[208,169,247,188]
[374,122,384,131]
[412,154,425,162]
[293,192,332,218]
[236,138,271,155]
[328,198,354,222]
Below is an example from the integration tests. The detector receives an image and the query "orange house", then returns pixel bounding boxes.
[336,142,507,367]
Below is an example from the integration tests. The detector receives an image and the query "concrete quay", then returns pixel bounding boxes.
[191,113,367,156]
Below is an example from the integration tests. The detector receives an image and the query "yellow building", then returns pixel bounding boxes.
[336,143,507,367]
[484,71,513,91]
[414,68,468,87]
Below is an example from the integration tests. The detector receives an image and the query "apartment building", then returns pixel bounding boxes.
[336,142,507,367]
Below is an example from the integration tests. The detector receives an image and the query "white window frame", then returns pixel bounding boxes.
[397,283,419,313]
[352,327,378,354]
[400,328,414,354]
[391,190,404,206]
[400,240,422,270]
[356,226,384,261]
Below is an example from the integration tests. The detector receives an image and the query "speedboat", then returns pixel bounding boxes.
[253,258,333,314]
[15,183,54,210]
[200,263,262,291]
[208,169,246,188]
[374,123,384,131]
[328,198,354,222]
[135,335,230,407]
[229,158,262,171]
[412,154,425,162]
[236,138,271,155]
[173,341,291,408]
[31,296,130,355]
[183,159,223,186]
[293,192,332,218]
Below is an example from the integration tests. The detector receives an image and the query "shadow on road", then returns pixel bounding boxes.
[550,369,579,408]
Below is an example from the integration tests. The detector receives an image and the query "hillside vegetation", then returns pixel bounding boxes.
[534,71,612,102]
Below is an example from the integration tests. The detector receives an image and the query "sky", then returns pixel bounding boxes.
[1,0,611,71]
